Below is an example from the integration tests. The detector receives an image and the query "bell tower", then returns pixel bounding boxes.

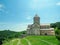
[33,14,40,25]
[33,14,40,35]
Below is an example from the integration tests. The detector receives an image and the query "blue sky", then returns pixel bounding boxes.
[0,0,60,31]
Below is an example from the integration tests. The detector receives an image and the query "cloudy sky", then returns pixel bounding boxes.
[0,0,60,31]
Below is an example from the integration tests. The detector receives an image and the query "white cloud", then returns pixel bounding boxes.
[0,4,4,11]
[26,16,32,20]
[0,4,3,8]
[0,4,4,10]
[29,0,55,9]
[12,23,32,32]
[29,0,38,10]
[0,22,32,32]
[56,2,60,6]
[0,4,9,15]
[24,13,33,20]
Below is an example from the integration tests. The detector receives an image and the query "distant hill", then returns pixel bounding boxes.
[2,36,58,45]
[0,30,26,45]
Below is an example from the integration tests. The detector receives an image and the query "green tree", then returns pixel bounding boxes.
[55,27,60,45]
[50,23,56,28]
[56,22,60,29]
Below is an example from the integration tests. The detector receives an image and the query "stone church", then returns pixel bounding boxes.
[27,14,55,35]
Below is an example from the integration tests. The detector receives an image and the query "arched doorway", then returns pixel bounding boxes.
[45,33,47,35]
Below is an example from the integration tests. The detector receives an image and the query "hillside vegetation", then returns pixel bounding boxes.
[0,30,26,45]
[3,36,58,45]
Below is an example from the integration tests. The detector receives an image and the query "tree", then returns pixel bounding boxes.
[55,28,60,39]
[50,22,60,29]
[51,22,60,45]
[56,22,60,29]
[50,23,56,28]
[55,27,60,45]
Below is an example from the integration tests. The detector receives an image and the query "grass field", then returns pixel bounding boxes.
[26,36,58,45]
[2,36,58,45]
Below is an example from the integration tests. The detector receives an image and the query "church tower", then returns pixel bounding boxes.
[32,14,40,35]
[33,14,40,25]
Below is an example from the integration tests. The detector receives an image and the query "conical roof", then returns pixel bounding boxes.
[34,14,39,17]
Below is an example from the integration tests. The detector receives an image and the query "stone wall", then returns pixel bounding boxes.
[40,30,55,35]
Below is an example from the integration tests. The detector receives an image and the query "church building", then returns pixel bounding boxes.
[27,14,55,35]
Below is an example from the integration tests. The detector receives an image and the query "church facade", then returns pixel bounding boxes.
[27,14,55,35]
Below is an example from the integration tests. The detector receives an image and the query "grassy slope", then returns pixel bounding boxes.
[26,36,58,45]
[2,39,19,45]
[2,36,58,45]
[2,38,28,45]
[21,38,28,45]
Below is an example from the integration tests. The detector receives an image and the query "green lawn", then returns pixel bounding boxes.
[2,38,28,45]
[2,36,58,45]
[26,36,58,45]
[21,38,28,45]
[2,39,19,45]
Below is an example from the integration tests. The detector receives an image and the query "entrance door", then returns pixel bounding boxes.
[45,33,47,35]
